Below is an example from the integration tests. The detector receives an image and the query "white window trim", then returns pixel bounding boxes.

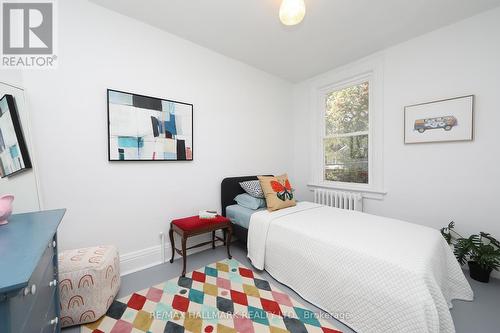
[308,56,385,199]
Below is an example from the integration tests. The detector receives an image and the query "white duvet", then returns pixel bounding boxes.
[247,202,473,333]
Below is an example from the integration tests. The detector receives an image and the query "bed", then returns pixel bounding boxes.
[221,176,474,333]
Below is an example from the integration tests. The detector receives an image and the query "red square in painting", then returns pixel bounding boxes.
[230,290,248,306]
[172,295,190,312]
[192,271,206,283]
[238,267,254,279]
[127,293,146,310]
[260,298,283,316]
[92,330,105,333]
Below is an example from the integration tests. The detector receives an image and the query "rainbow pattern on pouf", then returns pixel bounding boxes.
[81,259,342,333]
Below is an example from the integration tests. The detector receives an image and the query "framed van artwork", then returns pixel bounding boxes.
[404,95,474,144]
[107,89,193,161]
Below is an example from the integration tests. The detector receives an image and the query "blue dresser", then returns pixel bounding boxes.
[0,209,65,333]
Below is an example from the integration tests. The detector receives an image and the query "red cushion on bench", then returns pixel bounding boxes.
[172,215,230,231]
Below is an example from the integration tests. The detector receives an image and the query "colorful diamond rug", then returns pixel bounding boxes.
[82,259,342,333]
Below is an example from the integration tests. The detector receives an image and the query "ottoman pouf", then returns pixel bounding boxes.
[58,245,120,327]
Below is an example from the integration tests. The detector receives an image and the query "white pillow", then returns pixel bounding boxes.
[239,180,265,198]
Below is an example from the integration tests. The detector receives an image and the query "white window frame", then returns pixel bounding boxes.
[309,57,385,199]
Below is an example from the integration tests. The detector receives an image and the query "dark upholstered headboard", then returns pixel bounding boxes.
[221,175,272,216]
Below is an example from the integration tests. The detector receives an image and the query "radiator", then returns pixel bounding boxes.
[313,189,363,212]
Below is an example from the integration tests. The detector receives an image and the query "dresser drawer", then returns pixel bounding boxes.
[40,291,59,333]
[8,242,55,332]
[22,252,58,333]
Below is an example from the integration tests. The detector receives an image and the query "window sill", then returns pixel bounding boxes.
[307,183,386,200]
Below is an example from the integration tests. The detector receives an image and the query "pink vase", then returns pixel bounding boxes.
[0,195,14,225]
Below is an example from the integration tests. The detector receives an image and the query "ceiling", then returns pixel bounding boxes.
[89,0,500,82]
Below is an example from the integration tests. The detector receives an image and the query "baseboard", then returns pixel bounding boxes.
[119,234,226,276]
[120,245,164,276]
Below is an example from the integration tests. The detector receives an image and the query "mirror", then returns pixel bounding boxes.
[0,81,42,213]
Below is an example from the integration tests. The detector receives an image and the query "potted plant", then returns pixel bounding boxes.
[441,222,500,283]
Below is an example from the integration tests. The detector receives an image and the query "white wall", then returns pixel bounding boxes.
[17,0,292,273]
[292,7,500,242]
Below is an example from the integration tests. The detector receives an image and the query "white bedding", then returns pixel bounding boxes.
[247,202,473,333]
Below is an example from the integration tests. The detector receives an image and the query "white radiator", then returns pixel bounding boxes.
[313,189,363,212]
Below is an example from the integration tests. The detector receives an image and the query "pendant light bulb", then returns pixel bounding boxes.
[279,0,306,26]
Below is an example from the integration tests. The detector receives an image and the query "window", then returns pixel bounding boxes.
[323,81,369,184]
[310,58,384,197]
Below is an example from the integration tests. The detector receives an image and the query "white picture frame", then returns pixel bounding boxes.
[404,95,474,144]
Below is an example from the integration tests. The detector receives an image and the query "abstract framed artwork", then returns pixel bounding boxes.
[404,95,474,144]
[107,89,193,161]
[0,94,32,178]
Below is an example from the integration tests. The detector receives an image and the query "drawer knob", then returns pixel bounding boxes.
[23,284,37,296]
[49,279,57,287]
[50,317,58,325]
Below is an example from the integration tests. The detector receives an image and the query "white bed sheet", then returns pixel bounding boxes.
[247,202,473,333]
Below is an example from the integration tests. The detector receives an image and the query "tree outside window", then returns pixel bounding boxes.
[324,82,369,184]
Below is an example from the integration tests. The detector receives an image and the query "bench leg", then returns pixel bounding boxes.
[169,228,175,263]
[181,236,187,277]
[212,231,216,249]
[226,228,232,259]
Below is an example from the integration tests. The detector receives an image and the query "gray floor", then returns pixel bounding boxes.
[64,242,500,333]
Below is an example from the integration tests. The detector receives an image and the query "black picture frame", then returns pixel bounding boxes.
[0,94,32,178]
[107,89,194,162]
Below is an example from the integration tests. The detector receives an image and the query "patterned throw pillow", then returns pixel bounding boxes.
[258,174,296,211]
[239,180,265,198]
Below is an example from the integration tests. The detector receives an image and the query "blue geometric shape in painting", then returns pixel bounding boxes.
[118,148,125,160]
[108,90,133,106]
[117,136,144,148]
[162,100,176,115]
[9,144,19,159]
[164,113,177,137]
[164,152,177,160]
